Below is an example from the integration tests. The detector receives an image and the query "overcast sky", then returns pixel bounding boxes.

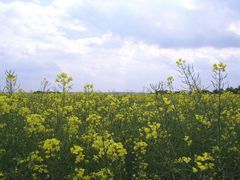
[0,0,239,92]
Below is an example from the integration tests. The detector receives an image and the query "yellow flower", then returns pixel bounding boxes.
[213,62,227,72]
[195,115,211,128]
[176,58,186,66]
[25,150,49,177]
[140,122,160,140]
[183,136,192,146]
[115,114,125,121]
[18,107,31,117]
[65,116,81,139]
[0,172,5,178]
[177,156,191,164]
[90,168,113,179]
[167,76,174,85]
[63,106,74,116]
[26,114,47,134]
[163,97,171,105]
[143,127,150,134]
[92,133,127,161]
[70,145,84,163]
[0,123,6,129]
[73,168,87,180]
[193,152,215,172]
[87,114,102,124]
[27,151,43,163]
[133,141,148,155]
[192,167,198,173]
[213,63,218,71]
[0,96,10,116]
[41,138,61,159]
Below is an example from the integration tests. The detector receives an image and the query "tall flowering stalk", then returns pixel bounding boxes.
[211,62,227,177]
[55,72,73,106]
[4,70,20,96]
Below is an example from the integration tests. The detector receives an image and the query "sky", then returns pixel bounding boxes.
[0,0,240,92]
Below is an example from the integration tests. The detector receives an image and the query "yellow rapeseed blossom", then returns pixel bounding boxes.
[70,145,84,163]
[92,134,127,161]
[25,114,47,134]
[183,136,192,146]
[176,156,191,164]
[213,62,227,72]
[133,141,148,156]
[73,168,89,180]
[63,105,74,117]
[0,96,10,116]
[0,172,5,178]
[195,115,211,128]
[106,142,127,160]
[27,151,44,163]
[115,114,125,122]
[163,97,171,105]
[25,150,49,178]
[0,123,6,129]
[65,116,81,139]
[140,122,160,140]
[176,58,186,66]
[18,107,31,117]
[192,152,214,173]
[90,168,113,180]
[41,138,61,159]
[87,114,102,124]
[167,76,174,86]
[192,167,198,173]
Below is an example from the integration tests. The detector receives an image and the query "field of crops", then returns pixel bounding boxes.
[0,89,240,179]
[0,62,239,179]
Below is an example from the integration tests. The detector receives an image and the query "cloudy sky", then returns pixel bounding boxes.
[0,0,239,92]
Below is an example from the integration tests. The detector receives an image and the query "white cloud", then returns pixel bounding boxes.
[52,0,83,13]
[179,0,197,10]
[228,21,240,36]
[61,19,87,32]
[0,1,86,41]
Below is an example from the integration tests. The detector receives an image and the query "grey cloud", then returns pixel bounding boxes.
[66,0,240,48]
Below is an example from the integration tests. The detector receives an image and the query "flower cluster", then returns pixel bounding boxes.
[41,138,61,159]
[195,114,211,128]
[183,135,192,146]
[213,62,227,72]
[92,133,127,161]
[192,152,214,173]
[133,141,148,156]
[0,96,10,116]
[24,150,49,178]
[87,114,102,124]
[176,156,191,164]
[65,116,81,139]
[176,58,186,66]
[25,114,47,134]
[140,122,161,139]
[70,145,84,163]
